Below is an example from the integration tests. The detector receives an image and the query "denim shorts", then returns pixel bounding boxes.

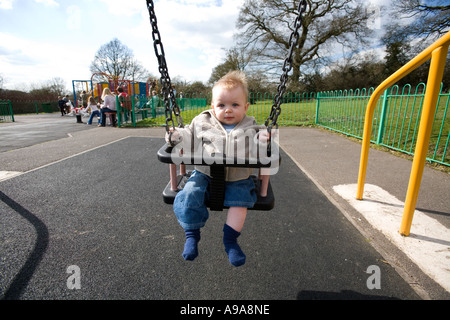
[173,170,257,230]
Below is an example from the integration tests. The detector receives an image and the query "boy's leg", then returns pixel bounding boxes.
[173,171,210,261]
[223,207,247,267]
[225,206,247,232]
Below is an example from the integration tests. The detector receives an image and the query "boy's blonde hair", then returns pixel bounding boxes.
[213,70,249,102]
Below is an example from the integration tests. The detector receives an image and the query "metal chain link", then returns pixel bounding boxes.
[265,0,307,136]
[146,0,183,141]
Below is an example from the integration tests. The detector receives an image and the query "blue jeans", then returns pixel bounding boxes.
[173,170,257,230]
[87,110,101,125]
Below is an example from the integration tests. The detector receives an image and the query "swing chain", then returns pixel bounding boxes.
[146,0,184,141]
[147,0,305,147]
[265,0,307,134]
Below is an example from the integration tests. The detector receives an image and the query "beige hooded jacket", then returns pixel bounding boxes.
[171,109,267,182]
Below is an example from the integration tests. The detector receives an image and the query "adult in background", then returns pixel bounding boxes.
[99,88,117,127]
[58,96,66,116]
[63,95,70,114]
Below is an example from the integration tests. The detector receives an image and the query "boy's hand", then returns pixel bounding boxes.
[258,129,271,142]
[165,127,180,144]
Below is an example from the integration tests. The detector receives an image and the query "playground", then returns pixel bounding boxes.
[0,113,449,301]
[1,1,449,305]
[71,73,157,107]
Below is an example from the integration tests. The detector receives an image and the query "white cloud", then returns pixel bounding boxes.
[0,0,15,9]
[66,5,81,30]
[0,32,92,90]
[34,0,59,6]
[98,0,143,16]
[130,0,244,82]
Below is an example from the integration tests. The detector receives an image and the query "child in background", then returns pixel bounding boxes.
[166,71,270,267]
[117,86,131,122]
[84,96,101,125]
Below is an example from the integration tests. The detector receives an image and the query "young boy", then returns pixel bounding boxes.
[166,71,269,267]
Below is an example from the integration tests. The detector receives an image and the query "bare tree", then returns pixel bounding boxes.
[236,0,373,89]
[90,38,150,82]
[127,58,152,82]
[392,0,450,40]
[208,47,251,84]
[380,1,450,87]
[46,77,67,97]
[27,77,68,99]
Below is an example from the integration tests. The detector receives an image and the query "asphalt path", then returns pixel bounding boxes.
[0,114,98,153]
[0,136,421,300]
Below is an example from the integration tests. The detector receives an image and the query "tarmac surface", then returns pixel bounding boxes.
[0,113,449,300]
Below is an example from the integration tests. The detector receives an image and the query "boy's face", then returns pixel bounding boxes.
[211,85,249,125]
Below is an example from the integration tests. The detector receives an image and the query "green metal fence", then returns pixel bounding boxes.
[113,83,450,167]
[0,100,14,122]
[377,84,449,167]
[316,88,372,138]
[316,84,450,167]
[2,100,60,114]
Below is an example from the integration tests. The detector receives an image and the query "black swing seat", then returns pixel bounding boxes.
[162,172,275,211]
[157,143,279,211]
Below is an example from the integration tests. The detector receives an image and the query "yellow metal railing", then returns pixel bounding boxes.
[356,31,450,236]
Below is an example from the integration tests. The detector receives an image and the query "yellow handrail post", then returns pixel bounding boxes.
[399,44,449,236]
[355,31,450,236]
[356,90,383,200]
[355,46,432,200]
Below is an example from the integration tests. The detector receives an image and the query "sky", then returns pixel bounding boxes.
[0,0,393,92]
[0,0,245,91]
